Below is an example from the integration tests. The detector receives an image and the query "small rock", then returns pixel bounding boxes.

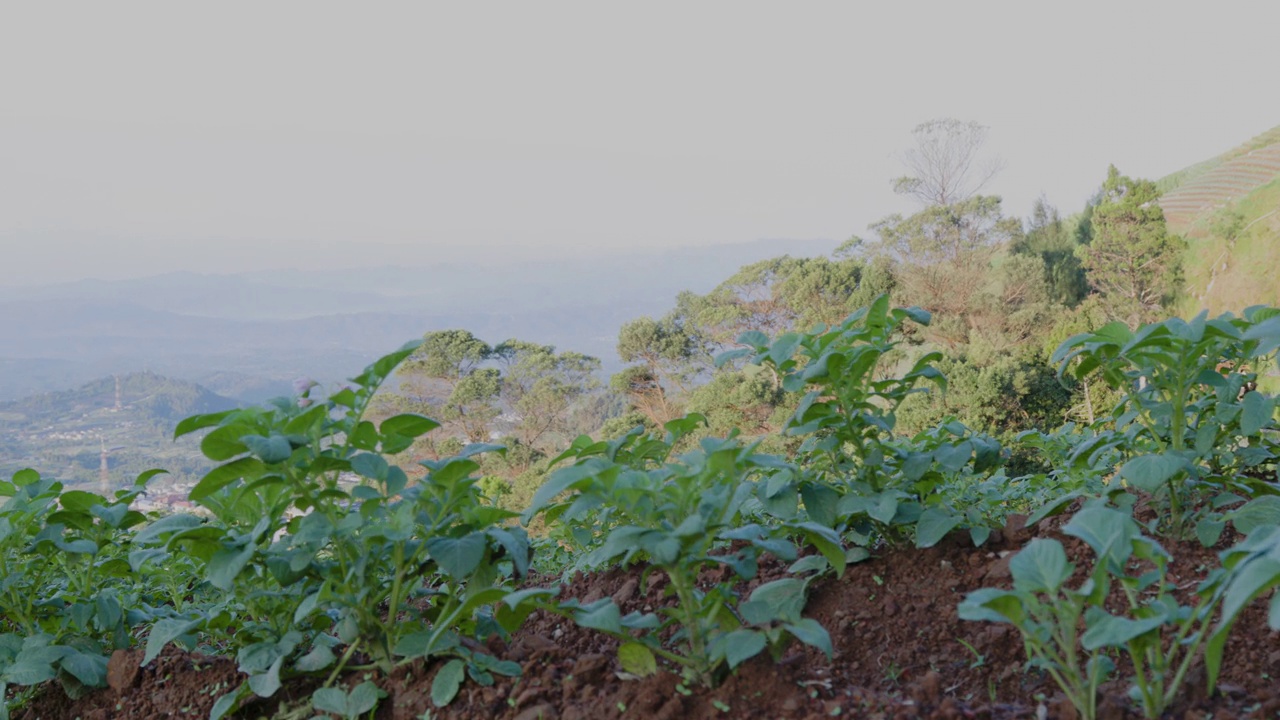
[513,702,556,720]
[1003,513,1031,542]
[569,653,610,679]
[611,578,639,605]
[106,649,139,693]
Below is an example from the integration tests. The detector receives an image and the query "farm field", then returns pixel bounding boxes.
[17,513,1280,720]
[5,301,1280,720]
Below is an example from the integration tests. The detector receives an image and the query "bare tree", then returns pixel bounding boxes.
[892,119,1004,206]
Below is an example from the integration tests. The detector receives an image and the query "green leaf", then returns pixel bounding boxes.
[241,434,293,464]
[189,457,264,502]
[915,508,961,549]
[294,644,336,672]
[209,683,251,720]
[784,618,833,659]
[746,578,808,623]
[617,642,657,677]
[1119,453,1185,493]
[314,681,385,719]
[1226,496,1280,535]
[247,655,284,697]
[425,533,487,580]
[173,410,236,439]
[351,453,389,482]
[957,588,1022,624]
[60,649,108,687]
[207,541,257,591]
[1009,539,1072,594]
[381,413,440,438]
[144,616,203,665]
[431,659,466,707]
[1195,517,1227,547]
[720,629,766,669]
[201,424,254,461]
[573,600,623,634]
[1063,506,1138,568]
[1080,612,1165,650]
[1241,391,1273,436]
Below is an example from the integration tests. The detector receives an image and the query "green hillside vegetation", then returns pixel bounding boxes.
[0,371,233,490]
[5,120,1280,720]
[1157,126,1280,314]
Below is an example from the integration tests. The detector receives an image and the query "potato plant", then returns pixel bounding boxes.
[960,503,1280,719]
[0,468,160,718]
[1052,308,1280,539]
[525,417,846,687]
[136,343,537,718]
[720,294,1023,548]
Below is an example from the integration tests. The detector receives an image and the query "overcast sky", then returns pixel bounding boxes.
[2,2,1277,286]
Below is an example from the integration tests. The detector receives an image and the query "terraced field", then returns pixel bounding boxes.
[1160,136,1280,231]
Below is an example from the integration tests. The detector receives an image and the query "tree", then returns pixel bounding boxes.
[892,118,1003,206]
[866,195,1021,325]
[1078,166,1184,326]
[493,340,601,449]
[1012,197,1088,306]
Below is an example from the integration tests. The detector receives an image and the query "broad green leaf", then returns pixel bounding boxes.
[314,681,385,719]
[1080,612,1165,650]
[351,453,389,482]
[431,659,465,707]
[241,434,293,464]
[915,508,961,549]
[784,618,833,659]
[189,457,264,502]
[1009,539,1072,594]
[425,533,486,579]
[201,424,254,461]
[1240,391,1273,436]
[207,541,257,591]
[1226,496,1280,535]
[59,649,107,687]
[719,629,766,669]
[294,644,336,672]
[617,642,657,677]
[173,410,237,439]
[1195,517,1227,547]
[573,600,623,633]
[958,588,1023,624]
[1063,506,1137,568]
[747,578,808,623]
[144,616,202,665]
[1119,453,1185,493]
[380,413,440,438]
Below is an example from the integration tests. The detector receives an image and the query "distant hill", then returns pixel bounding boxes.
[0,237,840,401]
[0,372,236,491]
[1157,125,1280,313]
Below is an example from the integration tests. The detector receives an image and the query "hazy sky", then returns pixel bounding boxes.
[2,2,1277,286]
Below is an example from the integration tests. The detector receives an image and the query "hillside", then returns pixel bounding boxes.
[0,371,235,494]
[1157,125,1280,313]
[0,238,840,402]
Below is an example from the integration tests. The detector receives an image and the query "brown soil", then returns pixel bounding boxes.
[16,514,1280,720]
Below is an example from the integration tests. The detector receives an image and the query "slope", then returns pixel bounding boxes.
[1157,125,1280,313]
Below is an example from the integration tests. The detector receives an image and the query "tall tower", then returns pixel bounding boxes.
[114,375,122,411]
[99,437,110,494]
[99,438,125,496]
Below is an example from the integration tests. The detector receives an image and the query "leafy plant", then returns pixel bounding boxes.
[0,468,161,716]
[960,504,1280,719]
[525,417,845,687]
[141,343,537,717]
[1052,308,1280,538]
[720,295,1010,547]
